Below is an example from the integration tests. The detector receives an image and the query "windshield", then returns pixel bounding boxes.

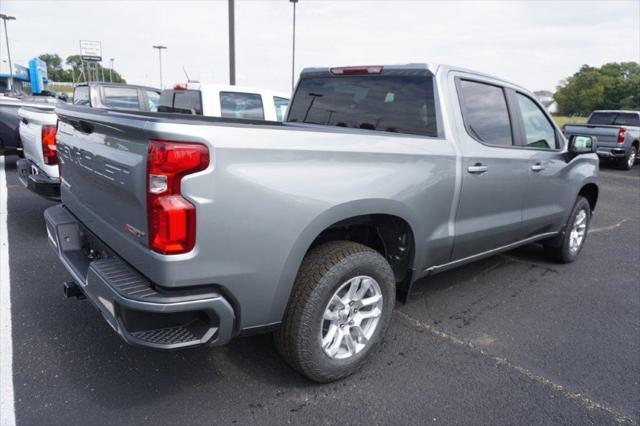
[287,75,438,137]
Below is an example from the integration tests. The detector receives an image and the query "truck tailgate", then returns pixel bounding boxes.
[18,106,58,176]
[564,124,620,145]
[55,107,150,248]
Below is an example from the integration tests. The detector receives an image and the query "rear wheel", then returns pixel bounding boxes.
[618,145,637,170]
[274,241,395,383]
[544,196,591,263]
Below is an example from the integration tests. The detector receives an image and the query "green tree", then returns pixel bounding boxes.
[38,53,71,82]
[554,62,640,116]
[36,53,126,83]
[65,55,126,84]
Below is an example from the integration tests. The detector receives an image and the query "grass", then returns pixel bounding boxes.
[552,115,587,128]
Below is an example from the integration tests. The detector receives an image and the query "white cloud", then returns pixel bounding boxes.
[0,0,638,93]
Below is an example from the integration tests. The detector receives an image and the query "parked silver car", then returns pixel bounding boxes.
[45,64,599,382]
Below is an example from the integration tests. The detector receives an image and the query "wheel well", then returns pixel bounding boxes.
[632,140,639,149]
[578,183,598,212]
[309,214,415,285]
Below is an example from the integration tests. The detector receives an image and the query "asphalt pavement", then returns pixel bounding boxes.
[3,155,639,425]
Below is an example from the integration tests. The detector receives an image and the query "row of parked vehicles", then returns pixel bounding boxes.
[0,64,636,382]
[7,81,289,200]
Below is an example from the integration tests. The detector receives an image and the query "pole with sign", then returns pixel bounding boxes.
[80,40,102,83]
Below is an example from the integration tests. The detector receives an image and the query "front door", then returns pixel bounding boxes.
[513,92,573,236]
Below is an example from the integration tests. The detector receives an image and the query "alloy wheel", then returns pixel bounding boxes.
[320,275,383,360]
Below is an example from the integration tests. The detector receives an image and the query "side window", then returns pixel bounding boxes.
[458,79,513,147]
[102,87,140,110]
[220,92,264,120]
[516,94,557,149]
[146,90,160,112]
[273,96,289,121]
[173,90,203,115]
[73,86,90,106]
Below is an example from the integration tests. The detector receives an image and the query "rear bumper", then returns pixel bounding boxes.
[44,204,236,350]
[16,159,61,201]
[597,146,627,159]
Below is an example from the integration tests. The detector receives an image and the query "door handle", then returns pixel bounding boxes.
[531,163,545,172]
[467,164,488,174]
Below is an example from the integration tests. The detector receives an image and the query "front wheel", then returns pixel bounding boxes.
[274,241,395,383]
[544,196,591,263]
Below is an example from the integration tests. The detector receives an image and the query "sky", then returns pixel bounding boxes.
[0,0,639,94]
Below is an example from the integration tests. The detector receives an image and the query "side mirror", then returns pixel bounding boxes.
[569,135,597,156]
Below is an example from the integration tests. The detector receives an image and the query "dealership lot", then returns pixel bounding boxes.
[2,156,638,424]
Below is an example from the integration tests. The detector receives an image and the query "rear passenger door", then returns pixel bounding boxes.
[451,77,530,260]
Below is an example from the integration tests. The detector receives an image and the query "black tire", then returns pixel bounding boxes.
[543,196,591,263]
[274,241,395,383]
[618,145,637,171]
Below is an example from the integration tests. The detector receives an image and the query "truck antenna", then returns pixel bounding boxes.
[183,66,192,82]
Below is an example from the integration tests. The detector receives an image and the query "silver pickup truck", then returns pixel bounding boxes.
[564,110,640,170]
[45,64,599,382]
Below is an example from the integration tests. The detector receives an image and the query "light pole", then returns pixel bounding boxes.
[0,14,16,91]
[110,58,114,82]
[228,0,235,85]
[290,0,298,92]
[152,45,167,89]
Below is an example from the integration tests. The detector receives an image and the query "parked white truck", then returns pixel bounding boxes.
[16,105,61,200]
[158,83,290,121]
[16,82,160,201]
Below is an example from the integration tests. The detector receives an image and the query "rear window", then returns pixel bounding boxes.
[103,87,140,110]
[220,92,265,120]
[287,75,438,137]
[588,112,640,126]
[73,86,90,106]
[158,90,203,115]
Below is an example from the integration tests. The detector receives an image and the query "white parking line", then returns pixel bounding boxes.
[395,310,634,424]
[0,156,16,426]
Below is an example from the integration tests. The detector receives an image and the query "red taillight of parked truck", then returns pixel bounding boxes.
[41,124,58,165]
[147,140,209,254]
[617,127,627,144]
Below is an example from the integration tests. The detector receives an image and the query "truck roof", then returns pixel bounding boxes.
[299,63,524,92]
[178,82,290,100]
[75,82,160,93]
[590,110,640,114]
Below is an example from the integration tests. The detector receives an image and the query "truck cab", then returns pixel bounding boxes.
[158,83,290,121]
[72,82,161,112]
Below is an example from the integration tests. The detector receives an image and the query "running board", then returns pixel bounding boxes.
[423,231,559,276]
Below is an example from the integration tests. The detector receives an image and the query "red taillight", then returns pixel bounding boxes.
[329,65,383,75]
[147,140,209,254]
[41,124,58,165]
[173,84,188,90]
[617,127,627,144]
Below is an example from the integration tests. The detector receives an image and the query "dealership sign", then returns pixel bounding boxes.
[80,40,102,62]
